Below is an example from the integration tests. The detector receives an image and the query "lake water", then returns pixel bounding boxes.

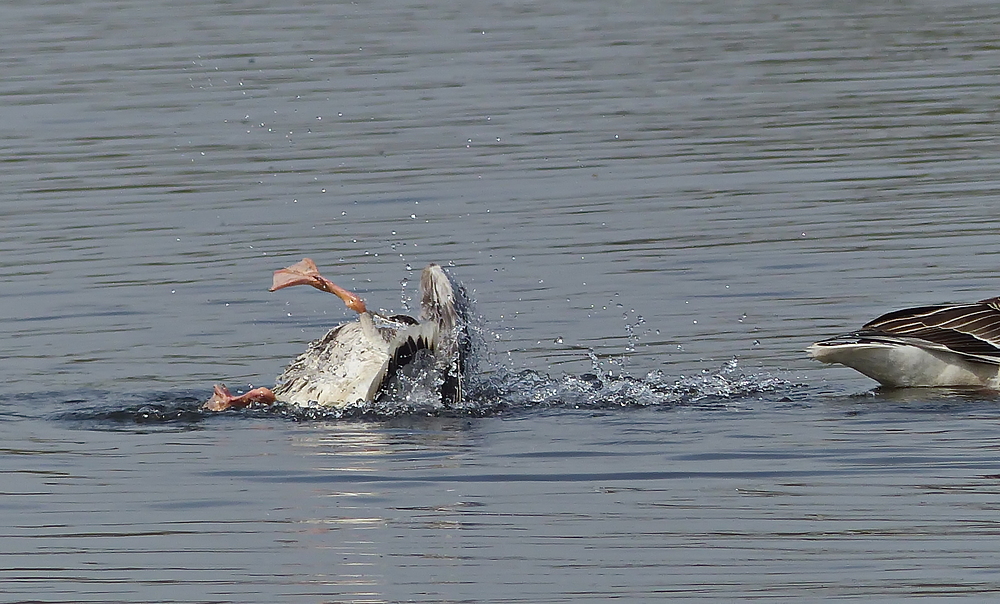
[4,0,1000,601]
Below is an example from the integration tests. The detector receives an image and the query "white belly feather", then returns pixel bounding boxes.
[807,341,1000,388]
[272,317,391,407]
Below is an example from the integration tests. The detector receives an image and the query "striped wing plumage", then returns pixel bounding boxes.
[853,298,1000,363]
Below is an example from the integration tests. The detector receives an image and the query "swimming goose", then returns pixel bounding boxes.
[807,297,1000,388]
[204,258,464,410]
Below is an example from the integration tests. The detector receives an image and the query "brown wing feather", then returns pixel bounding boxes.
[860,302,1000,358]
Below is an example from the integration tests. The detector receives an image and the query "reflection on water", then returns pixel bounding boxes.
[10,382,1000,601]
[4,0,1000,600]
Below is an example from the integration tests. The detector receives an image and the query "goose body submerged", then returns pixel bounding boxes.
[204,259,465,411]
[807,297,1000,389]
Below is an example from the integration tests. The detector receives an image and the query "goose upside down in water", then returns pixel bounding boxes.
[807,297,1000,389]
[204,258,465,411]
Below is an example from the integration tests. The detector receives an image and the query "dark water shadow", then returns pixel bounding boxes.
[50,390,211,432]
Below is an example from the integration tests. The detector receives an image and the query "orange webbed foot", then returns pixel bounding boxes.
[270,258,324,292]
[203,384,277,411]
[269,258,367,314]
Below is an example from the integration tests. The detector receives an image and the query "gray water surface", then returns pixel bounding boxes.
[4,0,1000,601]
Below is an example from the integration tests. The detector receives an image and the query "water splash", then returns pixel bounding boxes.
[398,276,411,312]
[474,357,791,413]
[52,271,795,427]
[51,356,795,428]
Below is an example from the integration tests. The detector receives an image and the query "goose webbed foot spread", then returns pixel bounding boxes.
[203,384,277,411]
[203,258,465,411]
[269,257,367,313]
